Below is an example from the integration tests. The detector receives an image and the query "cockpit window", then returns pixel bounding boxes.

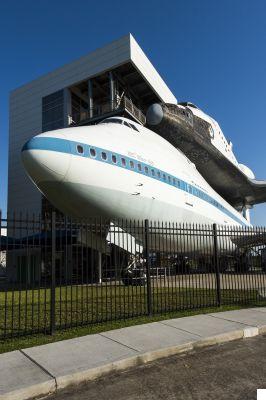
[100,118,123,125]
[123,121,139,132]
[129,123,139,132]
[178,102,198,109]
[100,118,140,132]
[100,118,139,132]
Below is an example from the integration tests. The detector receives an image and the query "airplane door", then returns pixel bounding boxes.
[185,184,194,207]
[183,171,194,207]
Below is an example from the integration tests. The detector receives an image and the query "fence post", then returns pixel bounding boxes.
[144,219,153,316]
[50,211,56,335]
[213,223,221,307]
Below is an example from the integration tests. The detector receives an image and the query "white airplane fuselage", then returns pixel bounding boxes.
[21,117,250,251]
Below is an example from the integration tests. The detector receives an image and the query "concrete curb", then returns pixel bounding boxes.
[0,381,56,400]
[1,311,265,400]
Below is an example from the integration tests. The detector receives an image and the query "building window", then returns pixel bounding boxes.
[90,148,96,157]
[101,152,107,160]
[77,145,84,154]
[112,155,117,164]
[42,90,64,133]
[121,157,126,166]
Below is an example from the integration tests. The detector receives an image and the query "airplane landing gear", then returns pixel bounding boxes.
[121,255,147,286]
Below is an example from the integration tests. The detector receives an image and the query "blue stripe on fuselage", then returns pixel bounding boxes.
[22,136,249,227]
[22,137,70,153]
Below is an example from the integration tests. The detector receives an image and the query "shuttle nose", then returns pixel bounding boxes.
[21,134,71,185]
[146,103,164,125]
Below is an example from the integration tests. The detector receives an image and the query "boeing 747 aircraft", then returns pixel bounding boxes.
[21,116,249,229]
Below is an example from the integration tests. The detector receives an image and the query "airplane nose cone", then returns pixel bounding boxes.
[21,134,71,184]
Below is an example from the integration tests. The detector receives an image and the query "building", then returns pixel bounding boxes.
[8,34,176,217]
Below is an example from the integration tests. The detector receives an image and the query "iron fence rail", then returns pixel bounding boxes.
[0,213,266,339]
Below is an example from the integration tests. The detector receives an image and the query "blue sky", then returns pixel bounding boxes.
[0,0,266,224]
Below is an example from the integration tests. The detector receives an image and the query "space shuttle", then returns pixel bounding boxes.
[146,102,266,223]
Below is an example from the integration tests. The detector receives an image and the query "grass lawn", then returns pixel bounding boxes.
[0,284,265,354]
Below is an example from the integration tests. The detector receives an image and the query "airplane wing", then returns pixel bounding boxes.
[230,231,266,248]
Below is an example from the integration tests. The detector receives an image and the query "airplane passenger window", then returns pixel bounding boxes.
[157,171,161,178]
[138,164,142,171]
[121,157,126,166]
[130,161,134,168]
[77,145,84,154]
[101,152,107,160]
[151,169,155,176]
[163,174,166,180]
[90,148,96,157]
[168,176,171,183]
[144,166,149,174]
[173,178,176,185]
[112,155,117,164]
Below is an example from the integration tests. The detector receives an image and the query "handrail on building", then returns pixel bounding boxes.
[71,96,146,126]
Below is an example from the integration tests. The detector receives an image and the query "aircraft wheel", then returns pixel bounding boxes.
[218,256,229,273]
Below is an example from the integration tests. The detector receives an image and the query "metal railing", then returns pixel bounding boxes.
[71,96,146,126]
[0,213,266,339]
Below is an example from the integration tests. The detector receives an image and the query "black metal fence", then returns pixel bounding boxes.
[1,212,266,339]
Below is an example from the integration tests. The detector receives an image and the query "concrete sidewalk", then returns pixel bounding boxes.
[1,308,266,400]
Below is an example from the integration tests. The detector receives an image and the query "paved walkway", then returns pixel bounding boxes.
[0,307,266,400]
[47,334,266,400]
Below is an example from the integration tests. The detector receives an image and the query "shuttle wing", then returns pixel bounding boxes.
[246,179,266,206]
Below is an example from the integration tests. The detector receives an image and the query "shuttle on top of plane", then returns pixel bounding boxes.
[146,102,266,216]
